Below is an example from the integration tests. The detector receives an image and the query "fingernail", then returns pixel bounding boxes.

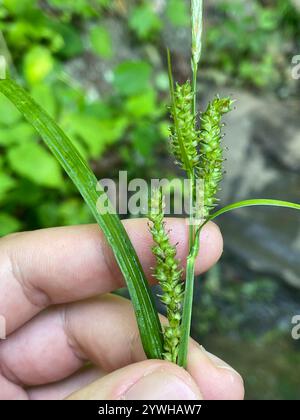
[202,347,241,377]
[124,371,199,400]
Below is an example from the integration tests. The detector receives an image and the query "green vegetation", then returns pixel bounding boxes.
[0,0,299,236]
[0,0,300,399]
[0,0,168,235]
[204,0,300,88]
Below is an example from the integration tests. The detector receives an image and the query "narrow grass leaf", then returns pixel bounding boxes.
[0,78,163,359]
[209,199,300,221]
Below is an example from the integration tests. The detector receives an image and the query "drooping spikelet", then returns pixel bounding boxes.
[169,81,199,172]
[198,96,234,217]
[148,189,183,363]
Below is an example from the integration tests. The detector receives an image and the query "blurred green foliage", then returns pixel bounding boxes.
[194,263,279,338]
[0,0,299,236]
[0,0,169,235]
[205,0,300,88]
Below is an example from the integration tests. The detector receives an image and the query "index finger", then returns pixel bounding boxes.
[0,219,223,334]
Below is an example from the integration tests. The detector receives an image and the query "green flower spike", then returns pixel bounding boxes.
[148,188,184,363]
[199,96,234,218]
[169,81,199,171]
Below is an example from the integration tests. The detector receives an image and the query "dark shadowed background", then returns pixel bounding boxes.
[0,0,300,400]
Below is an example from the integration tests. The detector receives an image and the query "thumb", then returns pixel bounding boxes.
[67,360,202,400]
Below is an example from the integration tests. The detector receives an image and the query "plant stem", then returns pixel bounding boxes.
[177,1,204,368]
[188,176,195,250]
[179,90,198,369]
[177,228,200,367]
[189,56,198,247]
[192,59,198,117]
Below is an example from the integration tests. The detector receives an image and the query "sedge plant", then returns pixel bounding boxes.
[0,0,300,369]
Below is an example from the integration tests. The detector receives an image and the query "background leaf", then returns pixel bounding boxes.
[23,46,54,85]
[31,84,57,117]
[90,26,113,59]
[0,95,21,125]
[129,5,161,40]
[7,141,63,188]
[166,0,189,27]
[124,90,157,118]
[0,173,16,201]
[0,212,21,236]
[113,61,152,96]
[64,114,128,158]
[0,123,35,146]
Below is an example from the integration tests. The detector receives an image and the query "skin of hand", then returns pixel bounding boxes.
[0,218,244,400]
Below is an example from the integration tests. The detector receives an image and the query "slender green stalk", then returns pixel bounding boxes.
[177,0,204,368]
[188,177,195,250]
[191,60,198,117]
[0,77,164,360]
[177,173,197,368]
[190,0,203,242]
[177,230,200,367]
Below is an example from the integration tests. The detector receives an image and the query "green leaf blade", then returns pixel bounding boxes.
[0,78,163,360]
[210,199,300,221]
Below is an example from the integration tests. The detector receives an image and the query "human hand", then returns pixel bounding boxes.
[0,219,244,400]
